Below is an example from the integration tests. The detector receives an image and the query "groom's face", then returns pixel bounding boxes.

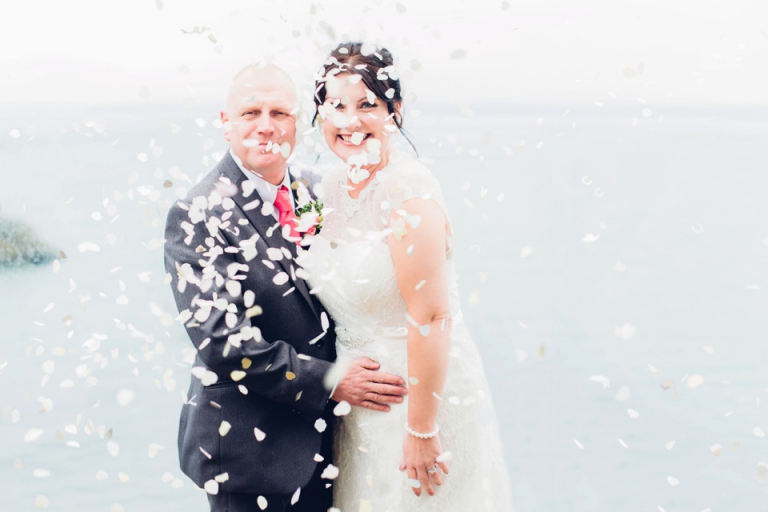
[221,71,297,184]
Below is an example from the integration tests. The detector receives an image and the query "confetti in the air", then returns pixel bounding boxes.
[589,375,610,389]
[115,389,135,407]
[320,464,339,480]
[615,323,636,340]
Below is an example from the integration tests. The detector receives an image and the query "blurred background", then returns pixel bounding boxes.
[1,0,767,510]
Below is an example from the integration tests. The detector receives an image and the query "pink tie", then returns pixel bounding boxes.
[273,185,300,241]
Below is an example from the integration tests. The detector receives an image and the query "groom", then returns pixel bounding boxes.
[164,63,408,511]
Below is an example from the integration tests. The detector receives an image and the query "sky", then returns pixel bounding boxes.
[1,0,767,107]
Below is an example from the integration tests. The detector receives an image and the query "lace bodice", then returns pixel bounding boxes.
[301,150,461,339]
[318,149,450,239]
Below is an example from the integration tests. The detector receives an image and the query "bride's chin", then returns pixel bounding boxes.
[332,148,363,160]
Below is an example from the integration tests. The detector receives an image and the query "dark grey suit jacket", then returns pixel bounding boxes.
[164,152,337,495]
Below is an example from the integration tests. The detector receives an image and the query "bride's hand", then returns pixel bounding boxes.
[399,435,449,497]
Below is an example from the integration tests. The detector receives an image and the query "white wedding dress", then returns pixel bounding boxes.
[302,150,513,511]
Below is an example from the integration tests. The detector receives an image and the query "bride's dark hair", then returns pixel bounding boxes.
[312,42,416,152]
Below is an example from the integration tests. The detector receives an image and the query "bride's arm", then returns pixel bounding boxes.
[388,197,452,497]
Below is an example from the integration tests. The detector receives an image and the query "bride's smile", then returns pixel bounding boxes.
[337,132,372,144]
[318,73,399,171]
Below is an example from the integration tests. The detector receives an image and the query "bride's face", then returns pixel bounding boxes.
[318,73,397,167]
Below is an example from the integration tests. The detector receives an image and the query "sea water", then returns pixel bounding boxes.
[0,102,767,511]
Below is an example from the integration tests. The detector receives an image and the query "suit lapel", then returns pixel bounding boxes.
[218,153,320,318]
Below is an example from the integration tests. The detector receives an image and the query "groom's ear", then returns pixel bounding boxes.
[220,110,232,142]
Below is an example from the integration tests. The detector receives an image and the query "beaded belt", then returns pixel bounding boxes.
[334,326,374,349]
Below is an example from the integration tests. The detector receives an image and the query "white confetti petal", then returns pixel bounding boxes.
[41,360,55,374]
[333,400,351,416]
[266,248,283,261]
[24,428,44,443]
[77,242,101,253]
[756,461,768,482]
[204,479,219,495]
[615,323,636,340]
[273,272,289,285]
[589,375,610,389]
[253,427,266,441]
[148,443,164,458]
[107,440,120,457]
[687,375,704,389]
[116,389,135,407]
[615,386,631,401]
[320,464,339,480]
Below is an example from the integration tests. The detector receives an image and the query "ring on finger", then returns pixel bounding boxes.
[427,464,438,474]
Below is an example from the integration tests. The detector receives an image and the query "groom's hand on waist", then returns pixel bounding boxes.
[331,357,408,412]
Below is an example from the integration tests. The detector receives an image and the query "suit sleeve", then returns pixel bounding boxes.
[164,200,333,420]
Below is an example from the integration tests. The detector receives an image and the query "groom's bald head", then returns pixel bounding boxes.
[225,63,297,116]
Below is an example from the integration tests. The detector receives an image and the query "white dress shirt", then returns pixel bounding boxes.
[230,149,294,220]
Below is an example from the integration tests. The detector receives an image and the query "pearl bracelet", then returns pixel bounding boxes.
[404,423,440,439]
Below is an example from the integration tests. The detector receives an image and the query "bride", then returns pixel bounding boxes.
[300,42,513,511]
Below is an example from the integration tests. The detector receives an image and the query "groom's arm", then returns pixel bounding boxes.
[164,198,332,420]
